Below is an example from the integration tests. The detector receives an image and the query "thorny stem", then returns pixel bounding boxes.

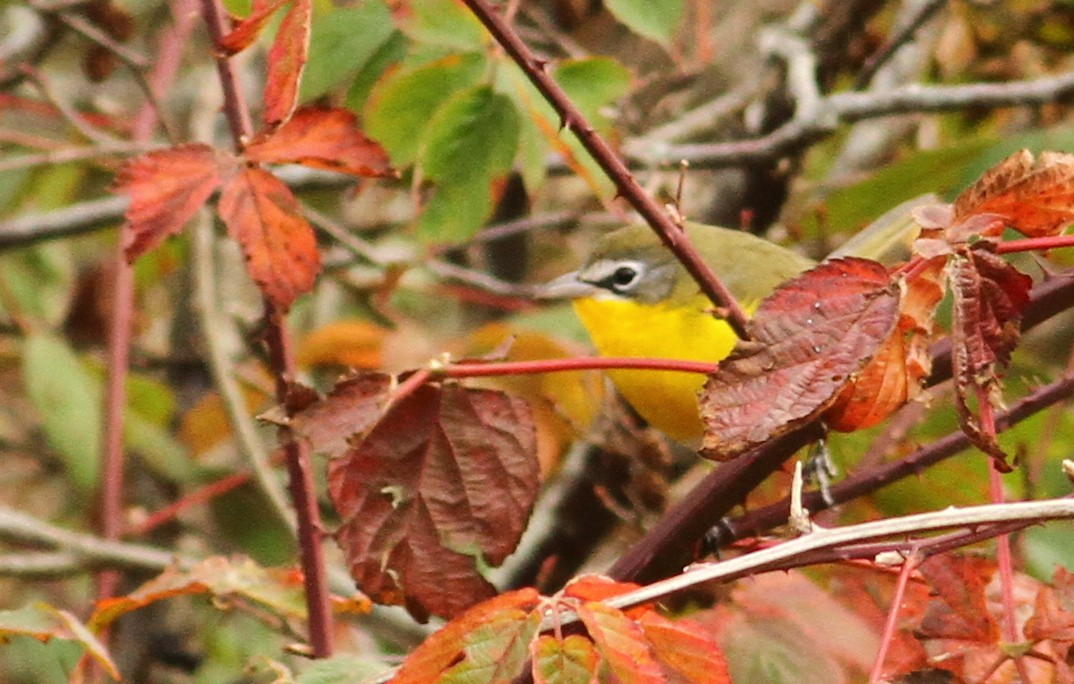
[459,0,752,339]
[199,0,332,657]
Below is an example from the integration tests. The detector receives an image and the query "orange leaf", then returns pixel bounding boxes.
[263,0,310,127]
[700,258,900,460]
[532,634,600,684]
[217,165,320,311]
[391,588,541,683]
[328,382,538,620]
[244,107,395,178]
[113,144,225,260]
[637,611,731,684]
[575,601,666,684]
[825,257,944,431]
[953,149,1074,238]
[219,0,291,55]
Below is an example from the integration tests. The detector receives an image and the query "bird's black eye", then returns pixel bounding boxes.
[609,265,639,292]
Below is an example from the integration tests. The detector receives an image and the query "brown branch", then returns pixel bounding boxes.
[459,0,752,338]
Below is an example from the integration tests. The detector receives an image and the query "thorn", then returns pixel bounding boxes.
[789,461,813,534]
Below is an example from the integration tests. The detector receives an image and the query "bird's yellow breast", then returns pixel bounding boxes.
[572,295,743,445]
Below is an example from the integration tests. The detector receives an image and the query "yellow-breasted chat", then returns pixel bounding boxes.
[538,200,927,445]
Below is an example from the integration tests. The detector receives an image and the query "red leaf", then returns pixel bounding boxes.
[953,149,1074,238]
[219,0,291,55]
[113,144,224,260]
[637,611,731,684]
[532,634,600,684]
[328,382,538,620]
[244,107,395,177]
[217,165,320,311]
[1024,567,1074,678]
[263,0,310,127]
[391,588,541,683]
[700,258,900,460]
[575,602,666,684]
[949,249,1032,467]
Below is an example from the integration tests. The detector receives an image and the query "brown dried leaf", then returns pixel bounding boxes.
[700,258,900,460]
[328,382,538,620]
[244,107,395,178]
[263,0,310,127]
[953,149,1074,238]
[219,0,291,54]
[216,165,320,311]
[113,144,225,260]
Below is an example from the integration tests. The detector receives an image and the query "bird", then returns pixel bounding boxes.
[537,201,927,445]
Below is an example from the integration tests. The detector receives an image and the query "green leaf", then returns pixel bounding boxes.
[346,29,408,112]
[0,243,75,327]
[22,333,102,492]
[0,604,118,680]
[554,58,632,133]
[402,0,487,51]
[421,85,520,183]
[295,655,392,684]
[365,52,486,165]
[604,0,684,46]
[418,170,492,243]
[300,1,396,102]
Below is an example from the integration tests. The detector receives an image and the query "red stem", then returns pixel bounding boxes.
[199,0,333,657]
[867,550,920,684]
[442,356,717,378]
[91,3,197,680]
[459,0,752,339]
[996,233,1074,254]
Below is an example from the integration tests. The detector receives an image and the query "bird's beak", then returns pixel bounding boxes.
[533,270,597,300]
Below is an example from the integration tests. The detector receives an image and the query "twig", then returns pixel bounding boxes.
[604,499,1074,615]
[0,141,153,173]
[868,547,919,684]
[460,0,752,338]
[0,503,178,572]
[191,209,294,531]
[855,0,948,89]
[635,70,1074,168]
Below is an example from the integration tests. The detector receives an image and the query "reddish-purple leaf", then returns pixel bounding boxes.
[244,107,395,178]
[328,382,538,620]
[263,0,310,127]
[219,0,291,55]
[278,372,393,458]
[216,165,320,311]
[949,249,1032,468]
[113,144,225,260]
[700,258,900,460]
